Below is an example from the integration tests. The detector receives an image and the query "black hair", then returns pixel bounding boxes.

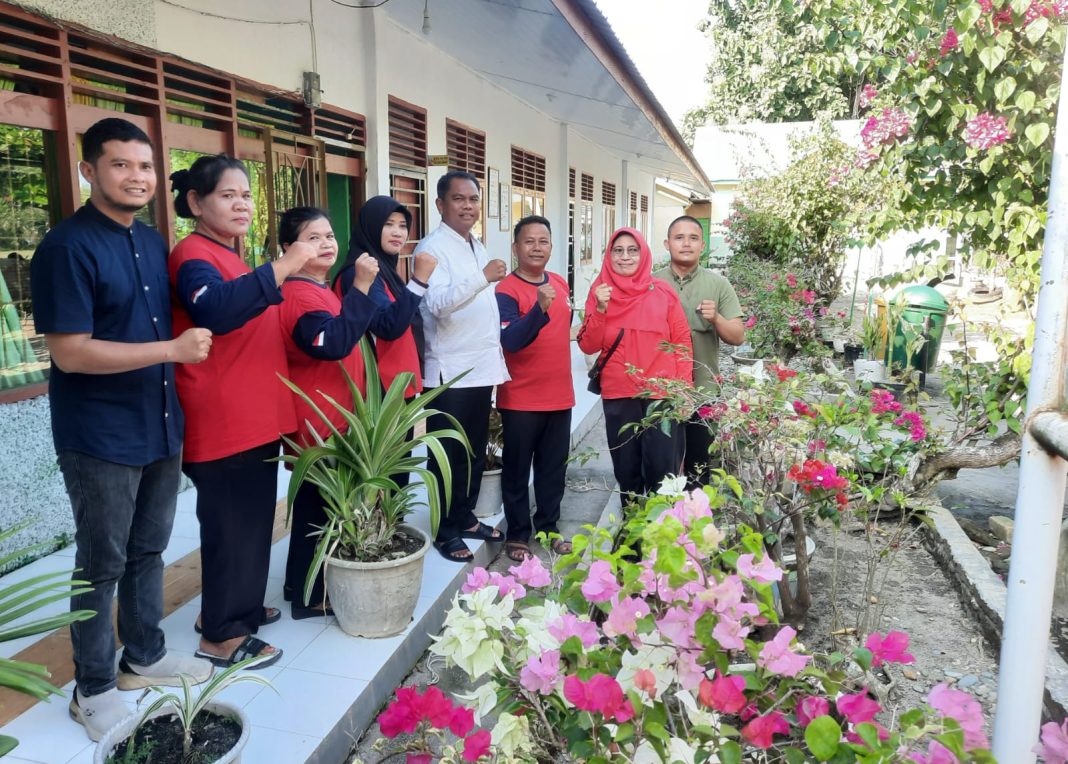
[436,170,480,200]
[667,215,704,237]
[169,154,249,219]
[279,207,330,248]
[513,214,551,243]
[81,118,152,164]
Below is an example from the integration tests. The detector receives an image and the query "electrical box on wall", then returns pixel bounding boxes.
[302,71,321,109]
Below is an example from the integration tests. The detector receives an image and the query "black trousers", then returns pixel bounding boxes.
[603,397,683,496]
[285,479,327,607]
[684,417,716,484]
[426,385,492,543]
[500,408,571,543]
[183,440,279,643]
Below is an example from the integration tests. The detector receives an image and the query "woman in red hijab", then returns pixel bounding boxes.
[577,227,693,496]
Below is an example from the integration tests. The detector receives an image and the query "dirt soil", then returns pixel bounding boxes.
[104,709,242,764]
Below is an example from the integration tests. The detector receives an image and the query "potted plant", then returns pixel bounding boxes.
[96,655,272,764]
[853,312,886,383]
[280,339,470,639]
[0,524,95,758]
[473,407,504,519]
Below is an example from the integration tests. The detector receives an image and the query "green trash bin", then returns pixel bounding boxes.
[885,285,948,374]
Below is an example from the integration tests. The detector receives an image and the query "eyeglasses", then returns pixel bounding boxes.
[610,246,641,257]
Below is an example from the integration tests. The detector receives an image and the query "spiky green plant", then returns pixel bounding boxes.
[279,338,471,606]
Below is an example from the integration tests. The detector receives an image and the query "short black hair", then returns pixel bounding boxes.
[436,170,480,200]
[81,118,152,165]
[169,154,249,219]
[513,215,551,243]
[667,215,704,237]
[279,207,329,247]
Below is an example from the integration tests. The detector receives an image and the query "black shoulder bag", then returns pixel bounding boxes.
[586,329,625,395]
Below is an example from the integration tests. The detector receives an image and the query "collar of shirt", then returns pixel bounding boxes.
[82,200,135,233]
[667,265,700,287]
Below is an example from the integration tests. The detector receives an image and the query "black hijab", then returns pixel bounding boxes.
[336,195,412,299]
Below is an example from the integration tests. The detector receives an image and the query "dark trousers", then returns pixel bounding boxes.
[58,450,180,696]
[426,385,492,543]
[285,479,327,607]
[684,417,716,483]
[500,408,571,543]
[603,397,683,496]
[183,440,279,643]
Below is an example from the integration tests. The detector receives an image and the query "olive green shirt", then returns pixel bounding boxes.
[653,265,742,387]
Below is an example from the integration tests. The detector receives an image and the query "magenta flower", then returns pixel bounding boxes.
[928,683,988,749]
[758,625,812,677]
[859,83,878,109]
[837,691,881,724]
[563,673,635,722]
[461,567,490,593]
[580,560,620,602]
[963,112,1012,150]
[737,552,783,583]
[603,595,650,639]
[741,710,790,748]
[796,695,830,727]
[448,705,475,737]
[870,388,902,415]
[1035,718,1068,764]
[865,630,916,666]
[508,554,551,587]
[895,410,927,441]
[744,315,758,329]
[519,649,562,695]
[786,273,798,288]
[698,671,747,714]
[862,107,913,148]
[462,729,491,762]
[939,27,959,56]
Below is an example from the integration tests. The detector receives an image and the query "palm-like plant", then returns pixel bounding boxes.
[0,522,95,757]
[279,338,471,606]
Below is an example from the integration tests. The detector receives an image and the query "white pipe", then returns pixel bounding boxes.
[991,42,1068,763]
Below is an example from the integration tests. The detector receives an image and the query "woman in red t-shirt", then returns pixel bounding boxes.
[577,227,693,496]
[169,155,317,669]
[276,207,379,618]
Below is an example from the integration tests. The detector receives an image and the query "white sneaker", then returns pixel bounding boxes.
[68,687,131,742]
[116,651,214,690]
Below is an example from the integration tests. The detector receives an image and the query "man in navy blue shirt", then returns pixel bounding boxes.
[30,118,214,740]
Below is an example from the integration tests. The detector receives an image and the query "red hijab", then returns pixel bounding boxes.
[585,227,677,330]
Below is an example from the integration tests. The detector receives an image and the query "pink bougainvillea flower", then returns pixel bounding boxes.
[462,729,492,762]
[928,683,988,749]
[895,410,927,442]
[713,614,750,650]
[547,613,600,649]
[603,595,650,639]
[861,107,913,148]
[796,694,831,727]
[580,560,620,603]
[786,273,798,288]
[737,552,783,583]
[519,649,562,696]
[416,685,456,728]
[870,388,902,414]
[963,112,1012,150]
[837,691,881,725]
[448,704,475,737]
[939,27,959,56]
[656,605,699,649]
[865,631,916,667]
[698,671,747,714]
[378,692,420,737]
[461,567,491,593]
[1035,718,1068,764]
[407,754,433,764]
[634,668,658,698]
[858,83,878,109]
[741,710,791,749]
[910,740,960,764]
[508,554,551,587]
[758,625,812,677]
[744,315,758,329]
[487,572,525,600]
[564,673,635,722]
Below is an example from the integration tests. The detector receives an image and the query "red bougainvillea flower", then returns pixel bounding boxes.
[767,364,797,382]
[462,729,492,762]
[406,754,432,764]
[448,705,475,737]
[563,674,635,723]
[963,112,1012,150]
[792,400,818,418]
[939,28,959,56]
[865,630,916,667]
[837,691,881,725]
[788,459,850,493]
[744,315,758,329]
[741,710,791,748]
[698,671,748,714]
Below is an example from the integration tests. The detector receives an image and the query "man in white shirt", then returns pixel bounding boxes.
[418,170,509,562]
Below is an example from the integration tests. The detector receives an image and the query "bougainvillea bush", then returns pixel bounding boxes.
[372,485,994,763]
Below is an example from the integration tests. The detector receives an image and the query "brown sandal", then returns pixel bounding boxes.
[550,538,573,555]
[505,541,533,563]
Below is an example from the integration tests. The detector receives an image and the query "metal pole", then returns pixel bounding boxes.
[991,43,1068,763]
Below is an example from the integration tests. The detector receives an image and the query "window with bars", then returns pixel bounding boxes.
[629,191,638,228]
[510,146,546,229]
[445,119,486,177]
[388,96,427,169]
[576,173,594,263]
[602,181,617,252]
[640,194,650,239]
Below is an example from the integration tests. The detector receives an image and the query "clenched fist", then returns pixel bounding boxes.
[594,283,613,312]
[273,241,318,284]
[413,252,437,283]
[172,327,212,364]
[353,253,380,294]
[537,282,556,311]
[483,259,508,283]
[697,299,718,323]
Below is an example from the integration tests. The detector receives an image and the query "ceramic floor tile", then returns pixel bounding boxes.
[160,533,199,566]
[4,755,51,764]
[208,663,284,709]
[166,509,201,541]
[51,543,76,558]
[253,616,329,669]
[242,667,367,738]
[63,747,96,764]
[287,627,406,681]
[240,724,322,763]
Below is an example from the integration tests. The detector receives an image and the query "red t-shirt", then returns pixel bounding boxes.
[495,272,575,411]
[169,236,296,462]
[375,283,422,398]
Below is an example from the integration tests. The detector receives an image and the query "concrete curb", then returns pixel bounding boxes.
[922,501,1068,718]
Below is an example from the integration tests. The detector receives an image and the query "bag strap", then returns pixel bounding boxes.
[592,329,626,374]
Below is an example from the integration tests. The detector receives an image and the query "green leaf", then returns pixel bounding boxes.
[958,2,982,27]
[719,741,742,764]
[978,45,1006,73]
[1015,90,1037,112]
[994,76,1016,104]
[853,647,873,672]
[1011,0,1031,13]
[806,715,843,760]
[1026,16,1050,44]
[785,748,808,764]
[1026,122,1050,147]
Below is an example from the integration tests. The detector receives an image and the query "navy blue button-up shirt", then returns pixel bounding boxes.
[30,202,183,466]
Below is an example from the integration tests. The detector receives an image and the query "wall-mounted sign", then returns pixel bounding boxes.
[427,154,450,166]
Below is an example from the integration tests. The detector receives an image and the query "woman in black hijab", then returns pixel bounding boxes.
[333,196,437,485]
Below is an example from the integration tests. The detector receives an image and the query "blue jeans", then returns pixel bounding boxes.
[58,450,180,696]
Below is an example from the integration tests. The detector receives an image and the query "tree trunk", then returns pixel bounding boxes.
[911,430,1022,492]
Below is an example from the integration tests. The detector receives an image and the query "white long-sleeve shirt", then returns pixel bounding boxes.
[417,222,510,388]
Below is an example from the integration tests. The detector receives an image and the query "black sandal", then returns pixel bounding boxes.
[292,602,334,620]
[195,635,282,669]
[195,606,280,634]
[460,522,504,542]
[434,537,473,563]
[505,541,533,563]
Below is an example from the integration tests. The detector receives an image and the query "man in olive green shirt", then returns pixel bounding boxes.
[654,215,745,479]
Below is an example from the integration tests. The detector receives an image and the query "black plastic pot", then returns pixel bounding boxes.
[843,344,863,364]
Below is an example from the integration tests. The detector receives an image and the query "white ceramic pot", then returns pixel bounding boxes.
[473,468,503,518]
[94,701,250,764]
[853,358,886,383]
[325,524,430,638]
